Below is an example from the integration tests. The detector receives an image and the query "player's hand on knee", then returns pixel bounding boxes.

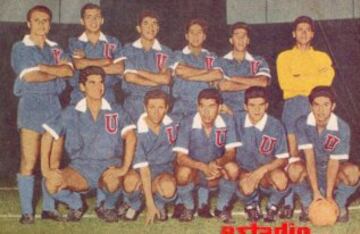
[145,204,160,225]
[103,166,127,180]
[248,168,266,187]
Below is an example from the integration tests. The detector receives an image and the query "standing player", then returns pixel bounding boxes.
[173,88,242,223]
[41,66,137,222]
[286,86,359,222]
[10,5,73,224]
[122,10,173,121]
[277,16,335,218]
[121,90,177,223]
[68,3,125,104]
[234,86,289,222]
[171,18,222,121]
[213,22,270,114]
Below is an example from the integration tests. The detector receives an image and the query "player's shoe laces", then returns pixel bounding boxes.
[172,204,184,219]
[337,208,349,223]
[179,208,194,222]
[197,205,213,218]
[245,204,262,222]
[41,210,64,222]
[214,206,234,224]
[279,205,293,219]
[263,205,278,222]
[19,213,35,224]
[66,208,84,222]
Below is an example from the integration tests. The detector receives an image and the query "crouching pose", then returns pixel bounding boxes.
[235,86,290,222]
[41,66,136,222]
[286,86,359,222]
[173,88,242,223]
[119,90,178,223]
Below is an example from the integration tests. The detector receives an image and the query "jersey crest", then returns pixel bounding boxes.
[156,52,168,71]
[103,43,116,59]
[165,124,179,144]
[104,113,118,134]
[324,134,340,152]
[250,60,260,75]
[51,48,62,64]
[204,56,215,69]
[259,135,277,155]
[215,128,227,147]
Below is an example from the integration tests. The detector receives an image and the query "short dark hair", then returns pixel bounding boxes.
[309,86,335,104]
[138,10,160,25]
[143,89,170,106]
[197,88,223,105]
[27,5,52,22]
[244,86,269,104]
[79,66,105,85]
[230,22,250,37]
[81,3,102,19]
[185,18,208,35]
[293,15,315,32]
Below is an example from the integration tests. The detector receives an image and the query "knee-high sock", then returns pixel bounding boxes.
[236,188,259,207]
[283,189,295,209]
[52,190,82,210]
[103,189,122,209]
[197,186,210,208]
[123,190,142,211]
[177,183,195,210]
[293,181,312,208]
[17,174,34,215]
[154,192,177,210]
[335,182,360,210]
[260,186,290,208]
[216,178,236,210]
[96,188,106,207]
[41,177,56,212]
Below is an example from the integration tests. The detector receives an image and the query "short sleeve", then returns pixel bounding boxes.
[11,44,39,79]
[173,119,191,155]
[133,134,149,169]
[111,38,126,64]
[117,107,136,137]
[296,118,313,150]
[329,125,350,160]
[255,56,271,78]
[274,124,289,158]
[224,116,242,149]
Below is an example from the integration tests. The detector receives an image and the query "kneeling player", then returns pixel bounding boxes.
[173,88,242,223]
[120,90,177,223]
[286,86,359,222]
[41,66,136,222]
[235,86,290,222]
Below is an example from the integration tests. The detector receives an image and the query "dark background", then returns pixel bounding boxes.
[1,0,360,179]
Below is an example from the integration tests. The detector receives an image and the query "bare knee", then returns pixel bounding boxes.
[100,174,122,193]
[176,166,193,186]
[339,163,359,186]
[45,177,63,194]
[223,162,239,181]
[270,169,288,191]
[155,173,176,198]
[287,161,306,183]
[123,170,141,193]
[239,173,255,196]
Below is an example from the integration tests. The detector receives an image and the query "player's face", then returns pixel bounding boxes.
[293,22,314,46]
[185,24,206,48]
[230,28,249,52]
[137,17,159,41]
[145,98,169,125]
[311,96,335,124]
[244,97,268,123]
[81,8,103,33]
[80,75,105,100]
[198,99,220,126]
[27,11,51,37]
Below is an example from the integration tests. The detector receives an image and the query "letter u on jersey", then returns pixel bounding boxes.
[104,113,119,134]
[259,135,277,155]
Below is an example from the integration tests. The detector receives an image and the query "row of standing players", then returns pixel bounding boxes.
[10,3,359,225]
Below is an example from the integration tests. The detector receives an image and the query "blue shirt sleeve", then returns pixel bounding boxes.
[329,124,350,160]
[173,119,191,155]
[295,117,313,150]
[255,56,271,78]
[274,123,289,158]
[117,106,136,137]
[224,115,242,149]
[133,133,149,168]
[11,43,39,79]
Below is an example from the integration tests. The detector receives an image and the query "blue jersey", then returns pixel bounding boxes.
[133,113,178,170]
[122,39,174,121]
[234,112,289,171]
[11,35,71,96]
[68,32,125,103]
[214,51,271,112]
[296,113,350,171]
[173,113,242,163]
[171,46,217,118]
[42,98,136,167]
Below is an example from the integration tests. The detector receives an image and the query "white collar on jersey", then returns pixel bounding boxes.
[22,35,58,47]
[192,113,226,129]
[182,46,208,55]
[137,113,173,133]
[78,32,108,42]
[244,113,268,131]
[223,51,254,61]
[132,38,162,51]
[306,112,339,131]
[75,98,112,112]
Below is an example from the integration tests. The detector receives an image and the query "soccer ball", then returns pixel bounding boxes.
[308,199,339,226]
